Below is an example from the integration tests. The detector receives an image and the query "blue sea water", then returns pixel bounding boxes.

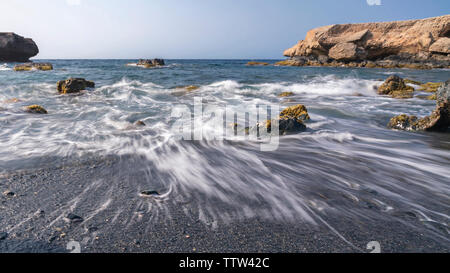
[0,60,449,242]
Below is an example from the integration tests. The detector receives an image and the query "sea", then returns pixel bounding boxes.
[0,60,449,246]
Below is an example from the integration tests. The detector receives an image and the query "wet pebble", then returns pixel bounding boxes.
[0,232,8,240]
[2,190,15,197]
[65,213,84,223]
[140,190,160,197]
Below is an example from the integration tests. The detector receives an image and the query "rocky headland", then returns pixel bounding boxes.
[278,15,450,69]
[0,32,39,62]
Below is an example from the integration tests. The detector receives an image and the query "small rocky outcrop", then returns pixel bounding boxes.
[279,104,311,121]
[57,78,95,94]
[378,75,414,99]
[0,33,39,62]
[388,81,450,132]
[280,15,450,69]
[136,59,165,68]
[25,105,48,114]
[14,63,53,71]
[262,104,310,135]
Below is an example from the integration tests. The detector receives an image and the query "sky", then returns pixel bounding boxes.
[0,0,449,59]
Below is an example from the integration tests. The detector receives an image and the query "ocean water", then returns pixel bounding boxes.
[0,60,449,243]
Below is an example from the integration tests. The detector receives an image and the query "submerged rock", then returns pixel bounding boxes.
[278,92,294,97]
[57,78,95,94]
[378,75,414,99]
[171,85,200,96]
[3,98,21,104]
[388,80,450,132]
[418,82,443,93]
[0,32,39,62]
[25,105,48,114]
[246,61,270,66]
[14,62,53,71]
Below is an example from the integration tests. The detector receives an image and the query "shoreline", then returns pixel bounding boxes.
[1,154,448,253]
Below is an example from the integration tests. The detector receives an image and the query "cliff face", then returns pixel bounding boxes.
[0,33,39,62]
[281,15,450,69]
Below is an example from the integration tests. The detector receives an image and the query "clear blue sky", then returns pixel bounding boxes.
[0,0,448,59]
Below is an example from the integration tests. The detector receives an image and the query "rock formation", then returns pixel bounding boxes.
[0,33,39,62]
[280,15,450,69]
[388,80,450,132]
[378,75,414,99]
[57,78,95,94]
[263,104,310,135]
[136,59,165,68]
[14,63,53,71]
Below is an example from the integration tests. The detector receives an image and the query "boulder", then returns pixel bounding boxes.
[328,42,367,61]
[378,75,414,98]
[25,105,47,114]
[262,104,310,135]
[429,37,450,54]
[279,104,310,121]
[57,78,95,94]
[0,33,39,62]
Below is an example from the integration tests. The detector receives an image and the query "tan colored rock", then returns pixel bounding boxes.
[328,42,367,61]
[283,15,450,64]
[429,37,450,54]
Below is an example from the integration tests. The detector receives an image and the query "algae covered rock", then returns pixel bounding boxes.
[14,63,53,71]
[261,104,310,135]
[246,61,270,66]
[418,82,443,93]
[57,78,95,94]
[378,75,414,99]
[378,75,414,97]
[278,92,294,97]
[25,105,47,114]
[279,104,310,121]
[388,80,450,132]
[388,114,420,131]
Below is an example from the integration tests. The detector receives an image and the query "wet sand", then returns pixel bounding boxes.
[0,155,448,253]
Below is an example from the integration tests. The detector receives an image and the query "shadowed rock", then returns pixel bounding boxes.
[0,33,39,62]
[57,78,95,94]
[136,59,165,68]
